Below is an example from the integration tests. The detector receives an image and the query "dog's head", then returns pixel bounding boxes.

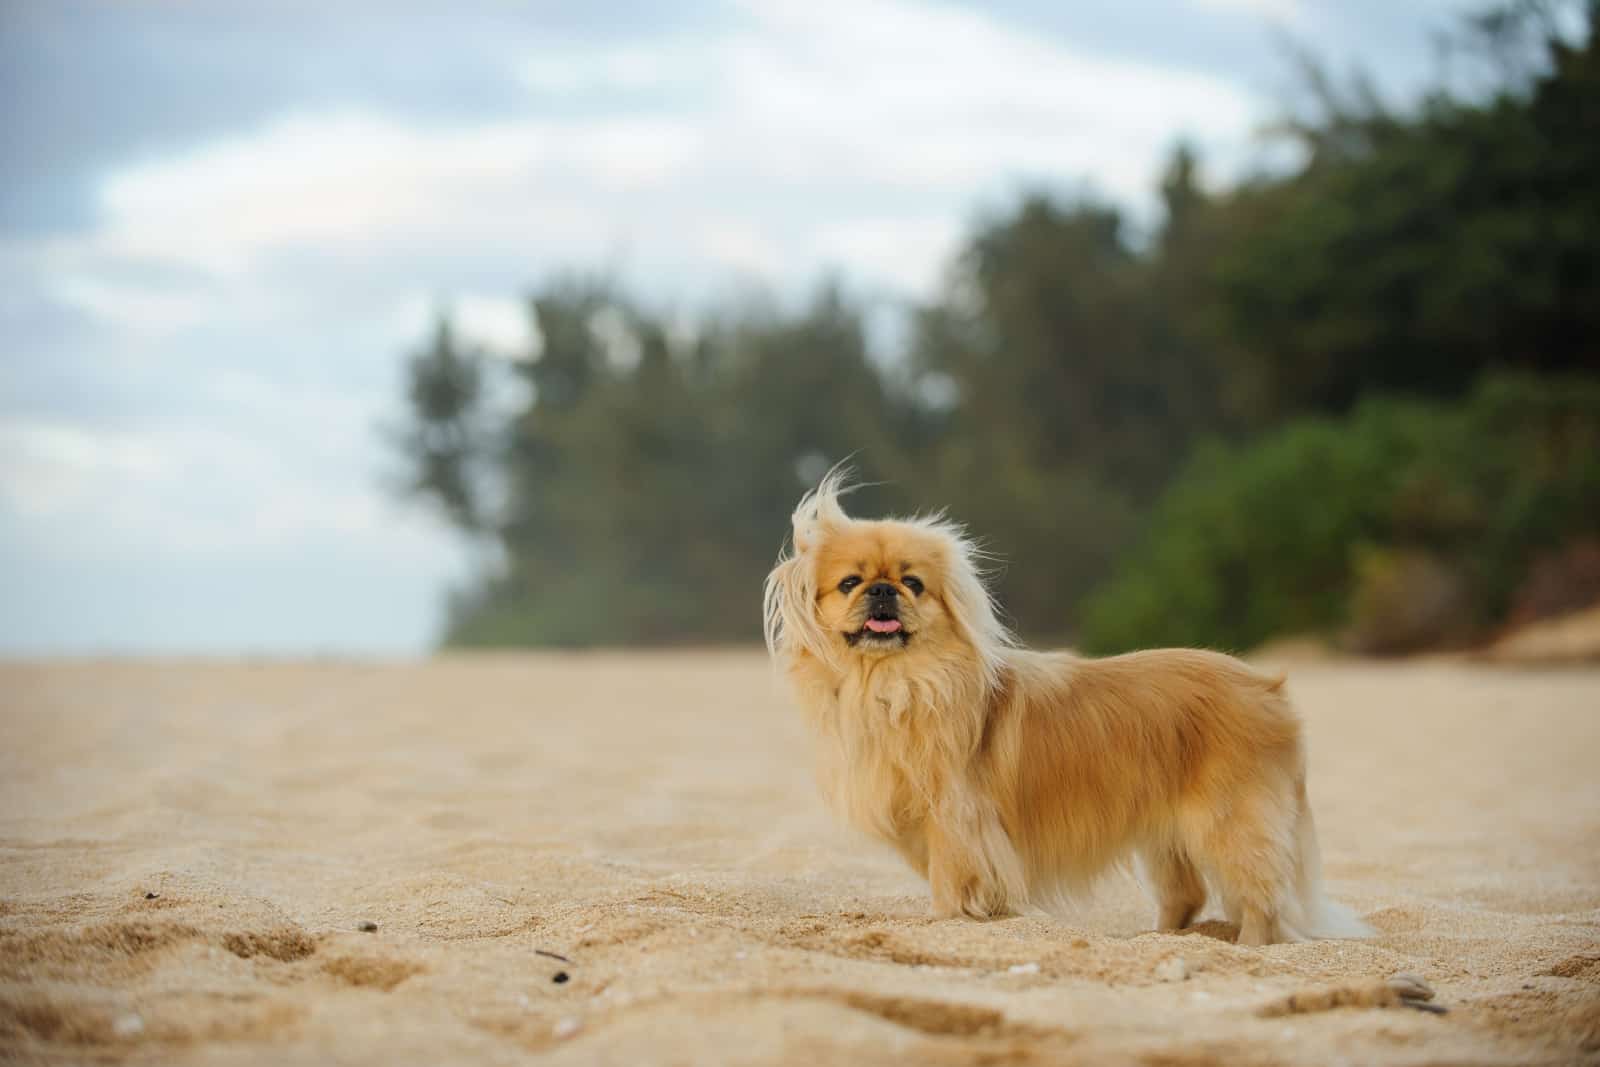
[763,470,1011,688]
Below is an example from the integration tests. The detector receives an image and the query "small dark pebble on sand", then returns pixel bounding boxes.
[358,921,379,933]
[144,892,159,900]
[552,971,570,984]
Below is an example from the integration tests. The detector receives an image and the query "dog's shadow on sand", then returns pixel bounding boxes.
[1173,919,1242,942]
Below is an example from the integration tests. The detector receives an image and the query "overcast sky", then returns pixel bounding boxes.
[1,0,1477,656]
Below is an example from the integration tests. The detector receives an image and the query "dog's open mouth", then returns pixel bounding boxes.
[845,615,909,646]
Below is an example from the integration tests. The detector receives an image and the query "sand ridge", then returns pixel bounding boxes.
[1,653,1597,1064]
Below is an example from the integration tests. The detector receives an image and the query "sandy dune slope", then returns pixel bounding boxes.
[1,652,1597,1065]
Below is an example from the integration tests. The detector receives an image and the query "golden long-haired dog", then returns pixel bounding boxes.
[762,473,1370,945]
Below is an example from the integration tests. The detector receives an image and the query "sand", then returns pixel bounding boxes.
[2,652,1597,1065]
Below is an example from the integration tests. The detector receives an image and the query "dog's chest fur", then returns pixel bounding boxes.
[789,651,989,843]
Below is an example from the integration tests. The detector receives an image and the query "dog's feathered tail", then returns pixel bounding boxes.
[1279,783,1373,941]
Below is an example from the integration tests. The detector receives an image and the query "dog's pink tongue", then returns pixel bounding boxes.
[865,618,902,634]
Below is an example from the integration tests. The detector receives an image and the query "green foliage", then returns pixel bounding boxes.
[1215,4,1600,417]
[393,3,1600,651]
[1078,376,1600,653]
[912,191,1232,502]
[443,283,918,646]
[393,317,491,531]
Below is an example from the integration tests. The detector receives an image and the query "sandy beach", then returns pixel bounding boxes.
[2,652,1597,1065]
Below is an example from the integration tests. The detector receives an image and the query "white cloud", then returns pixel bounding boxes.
[386,292,542,365]
[51,0,1264,309]
[76,111,699,278]
[2,0,1282,654]
[519,44,680,95]
[0,421,172,518]
[1188,0,1304,23]
[697,220,786,280]
[721,0,1257,200]
[457,294,538,360]
[3,417,327,553]
[49,274,212,339]
[811,216,964,298]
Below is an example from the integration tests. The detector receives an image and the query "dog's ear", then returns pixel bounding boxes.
[924,520,1013,692]
[763,553,832,666]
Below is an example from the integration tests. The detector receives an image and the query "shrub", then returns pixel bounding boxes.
[1077,375,1600,654]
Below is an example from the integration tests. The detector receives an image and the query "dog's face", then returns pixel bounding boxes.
[811,522,958,658]
[765,474,1009,684]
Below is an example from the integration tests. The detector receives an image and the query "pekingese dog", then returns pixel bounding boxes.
[763,472,1369,945]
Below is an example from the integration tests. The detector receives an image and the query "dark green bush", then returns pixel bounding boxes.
[1077,375,1600,654]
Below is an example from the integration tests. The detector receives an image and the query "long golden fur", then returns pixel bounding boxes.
[763,472,1370,945]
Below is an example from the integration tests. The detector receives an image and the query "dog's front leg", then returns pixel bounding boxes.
[925,796,1022,920]
[925,817,980,918]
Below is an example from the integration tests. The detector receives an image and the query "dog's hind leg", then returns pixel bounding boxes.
[1192,793,1296,946]
[1141,843,1207,931]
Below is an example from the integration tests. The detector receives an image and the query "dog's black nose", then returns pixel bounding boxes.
[865,582,897,599]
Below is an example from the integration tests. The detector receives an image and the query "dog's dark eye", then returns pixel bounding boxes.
[838,575,862,593]
[902,576,924,595]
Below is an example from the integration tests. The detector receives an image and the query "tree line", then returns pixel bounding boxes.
[395,1,1599,653]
